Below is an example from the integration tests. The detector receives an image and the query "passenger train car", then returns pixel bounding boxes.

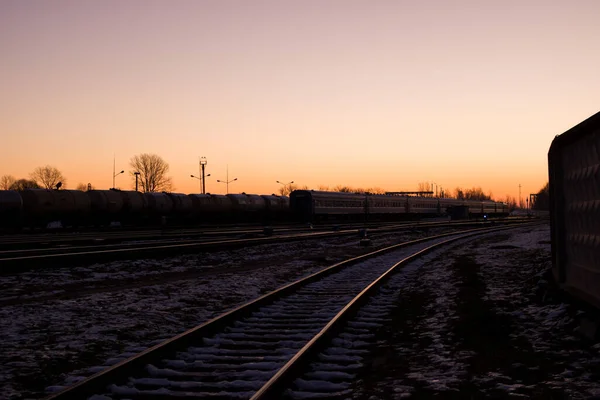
[0,188,508,231]
[290,190,508,222]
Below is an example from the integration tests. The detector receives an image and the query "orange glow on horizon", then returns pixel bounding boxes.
[1,1,597,203]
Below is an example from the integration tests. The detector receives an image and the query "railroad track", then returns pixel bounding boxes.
[0,218,521,250]
[0,224,309,249]
[0,219,529,272]
[45,221,539,399]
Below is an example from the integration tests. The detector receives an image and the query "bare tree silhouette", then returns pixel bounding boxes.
[129,153,173,193]
[365,187,386,194]
[333,185,354,192]
[0,175,16,190]
[464,187,492,201]
[454,187,465,200]
[278,182,298,196]
[10,179,41,190]
[30,166,66,189]
[504,195,518,210]
[416,182,433,196]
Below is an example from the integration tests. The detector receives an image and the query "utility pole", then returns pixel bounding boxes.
[134,172,140,191]
[519,184,522,208]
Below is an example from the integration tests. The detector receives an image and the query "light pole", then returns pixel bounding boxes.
[276,180,294,195]
[113,170,124,189]
[191,173,211,193]
[216,165,237,194]
[134,172,140,191]
[112,154,124,189]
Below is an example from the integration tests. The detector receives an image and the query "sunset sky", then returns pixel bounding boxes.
[1,0,599,201]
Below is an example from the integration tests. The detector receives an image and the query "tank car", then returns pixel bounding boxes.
[19,189,90,228]
[115,189,148,225]
[54,190,91,226]
[189,193,234,222]
[87,190,125,226]
[165,193,193,222]
[20,189,57,227]
[227,193,267,222]
[261,194,290,222]
[0,190,23,230]
[144,192,174,225]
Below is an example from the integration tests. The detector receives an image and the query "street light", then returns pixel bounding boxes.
[216,165,237,194]
[276,180,294,195]
[134,172,140,191]
[113,170,124,189]
[191,174,211,194]
[216,178,237,194]
[112,154,124,189]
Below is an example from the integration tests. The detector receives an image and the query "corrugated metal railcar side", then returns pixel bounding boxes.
[549,110,600,309]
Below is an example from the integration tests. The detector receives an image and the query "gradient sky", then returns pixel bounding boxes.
[1,0,599,200]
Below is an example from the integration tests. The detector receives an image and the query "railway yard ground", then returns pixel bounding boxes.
[1,222,600,399]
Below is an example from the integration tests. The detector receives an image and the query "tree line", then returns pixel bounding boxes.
[0,155,550,210]
[0,166,66,191]
[1,154,174,193]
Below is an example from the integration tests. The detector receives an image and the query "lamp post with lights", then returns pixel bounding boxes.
[216,165,237,194]
[112,170,124,189]
[276,180,294,195]
[112,155,124,189]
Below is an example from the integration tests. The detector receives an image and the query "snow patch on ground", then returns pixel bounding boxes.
[0,230,421,400]
[352,224,600,399]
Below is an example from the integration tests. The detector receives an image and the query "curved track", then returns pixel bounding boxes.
[45,221,538,399]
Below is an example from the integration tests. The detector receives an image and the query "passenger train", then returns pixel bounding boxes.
[290,190,509,222]
[0,188,509,231]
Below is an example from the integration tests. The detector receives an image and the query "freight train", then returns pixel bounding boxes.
[0,188,509,231]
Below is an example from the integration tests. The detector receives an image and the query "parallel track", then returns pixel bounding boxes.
[45,221,538,399]
[0,219,529,272]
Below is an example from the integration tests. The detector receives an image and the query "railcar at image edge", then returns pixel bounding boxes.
[549,110,600,309]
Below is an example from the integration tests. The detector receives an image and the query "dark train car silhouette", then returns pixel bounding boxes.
[549,110,600,309]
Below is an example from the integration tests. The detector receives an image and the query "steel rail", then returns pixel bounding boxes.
[0,217,522,247]
[251,222,537,399]
[0,219,529,273]
[43,221,540,399]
